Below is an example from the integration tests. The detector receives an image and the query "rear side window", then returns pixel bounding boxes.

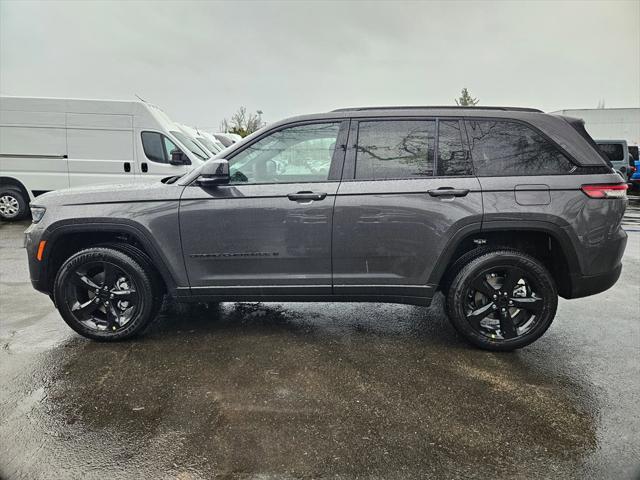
[437,120,472,176]
[465,120,575,176]
[355,120,435,180]
[597,143,624,162]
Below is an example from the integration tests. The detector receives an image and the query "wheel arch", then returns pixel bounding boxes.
[41,221,179,296]
[0,176,32,201]
[429,220,581,298]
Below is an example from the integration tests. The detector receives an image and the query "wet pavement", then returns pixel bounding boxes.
[1,200,639,479]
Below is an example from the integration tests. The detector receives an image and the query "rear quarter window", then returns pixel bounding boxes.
[465,120,575,176]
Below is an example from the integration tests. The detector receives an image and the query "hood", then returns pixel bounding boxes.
[33,181,184,207]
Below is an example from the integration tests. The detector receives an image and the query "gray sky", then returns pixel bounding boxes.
[1,0,639,130]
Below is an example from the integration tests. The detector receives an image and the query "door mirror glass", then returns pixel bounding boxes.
[197,159,230,187]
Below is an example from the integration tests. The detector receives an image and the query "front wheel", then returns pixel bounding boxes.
[446,250,558,351]
[0,187,28,221]
[53,247,158,341]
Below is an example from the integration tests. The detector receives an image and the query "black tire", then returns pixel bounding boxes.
[440,245,495,294]
[53,247,158,341]
[446,249,557,351]
[0,186,28,221]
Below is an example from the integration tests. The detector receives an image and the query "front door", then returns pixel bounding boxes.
[332,118,483,300]
[179,120,348,296]
[137,130,193,182]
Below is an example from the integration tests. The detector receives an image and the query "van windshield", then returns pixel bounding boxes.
[170,131,210,160]
[197,136,221,154]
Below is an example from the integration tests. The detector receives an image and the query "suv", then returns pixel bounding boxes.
[24,107,628,351]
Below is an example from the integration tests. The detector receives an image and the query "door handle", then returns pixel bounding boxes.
[141,162,148,173]
[124,162,131,172]
[428,187,469,197]
[287,191,327,201]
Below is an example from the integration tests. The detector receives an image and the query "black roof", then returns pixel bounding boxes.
[332,106,543,113]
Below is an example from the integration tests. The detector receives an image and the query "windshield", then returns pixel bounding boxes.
[197,136,221,154]
[170,131,210,160]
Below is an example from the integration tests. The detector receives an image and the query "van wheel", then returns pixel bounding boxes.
[0,187,28,221]
[446,250,557,351]
[53,247,157,341]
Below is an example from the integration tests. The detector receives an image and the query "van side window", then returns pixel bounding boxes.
[355,120,435,180]
[142,132,184,164]
[465,120,574,176]
[437,120,472,176]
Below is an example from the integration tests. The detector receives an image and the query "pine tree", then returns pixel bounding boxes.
[455,88,479,106]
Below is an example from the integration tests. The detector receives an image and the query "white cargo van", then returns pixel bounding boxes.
[0,96,209,220]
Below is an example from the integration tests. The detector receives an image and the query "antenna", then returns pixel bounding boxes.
[135,94,147,103]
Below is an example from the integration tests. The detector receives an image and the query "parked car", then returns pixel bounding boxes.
[213,132,241,147]
[24,106,628,350]
[0,96,207,220]
[595,139,631,181]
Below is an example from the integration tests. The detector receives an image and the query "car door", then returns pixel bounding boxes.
[179,120,349,296]
[136,130,192,181]
[332,117,483,300]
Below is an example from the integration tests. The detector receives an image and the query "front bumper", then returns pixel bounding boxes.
[24,223,49,294]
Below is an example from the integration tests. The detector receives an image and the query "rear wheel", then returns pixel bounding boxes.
[0,187,28,221]
[53,248,157,341]
[446,250,557,351]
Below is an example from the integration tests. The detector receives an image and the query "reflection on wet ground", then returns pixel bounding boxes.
[0,202,639,478]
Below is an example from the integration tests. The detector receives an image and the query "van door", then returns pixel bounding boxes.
[332,118,483,301]
[135,130,192,182]
[66,113,136,187]
[0,109,69,195]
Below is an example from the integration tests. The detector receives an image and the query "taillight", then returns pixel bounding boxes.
[581,184,628,199]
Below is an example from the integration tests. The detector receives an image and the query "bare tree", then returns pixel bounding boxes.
[219,107,265,137]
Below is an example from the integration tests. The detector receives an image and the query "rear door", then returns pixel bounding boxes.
[332,117,483,300]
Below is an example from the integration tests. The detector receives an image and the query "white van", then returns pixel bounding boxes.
[0,96,209,219]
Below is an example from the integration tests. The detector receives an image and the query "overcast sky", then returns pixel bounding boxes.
[1,0,638,130]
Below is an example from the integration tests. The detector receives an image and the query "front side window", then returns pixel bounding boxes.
[142,131,185,164]
[355,120,435,180]
[437,120,472,176]
[229,123,340,184]
[465,120,575,176]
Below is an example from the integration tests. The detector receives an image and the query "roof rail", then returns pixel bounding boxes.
[331,106,543,113]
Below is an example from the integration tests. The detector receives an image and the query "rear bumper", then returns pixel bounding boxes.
[567,263,622,299]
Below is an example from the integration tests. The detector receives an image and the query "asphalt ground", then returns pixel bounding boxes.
[1,199,638,479]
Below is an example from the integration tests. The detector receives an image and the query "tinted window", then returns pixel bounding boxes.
[141,132,167,163]
[597,143,624,162]
[355,120,435,180]
[465,120,574,176]
[229,122,340,184]
[437,120,472,176]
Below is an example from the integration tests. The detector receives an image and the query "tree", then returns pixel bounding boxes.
[455,88,479,106]
[219,107,265,137]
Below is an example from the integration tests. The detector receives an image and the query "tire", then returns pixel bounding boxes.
[53,247,158,341]
[0,186,28,221]
[445,249,557,351]
[439,245,495,294]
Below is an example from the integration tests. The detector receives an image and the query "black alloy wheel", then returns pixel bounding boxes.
[446,250,557,351]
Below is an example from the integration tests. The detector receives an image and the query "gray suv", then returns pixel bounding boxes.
[24,106,628,350]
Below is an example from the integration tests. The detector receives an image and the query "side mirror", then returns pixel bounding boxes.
[170,149,189,165]
[197,159,230,187]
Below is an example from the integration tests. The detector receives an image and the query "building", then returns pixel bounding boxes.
[550,108,640,146]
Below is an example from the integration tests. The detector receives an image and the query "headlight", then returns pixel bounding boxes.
[30,206,46,223]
